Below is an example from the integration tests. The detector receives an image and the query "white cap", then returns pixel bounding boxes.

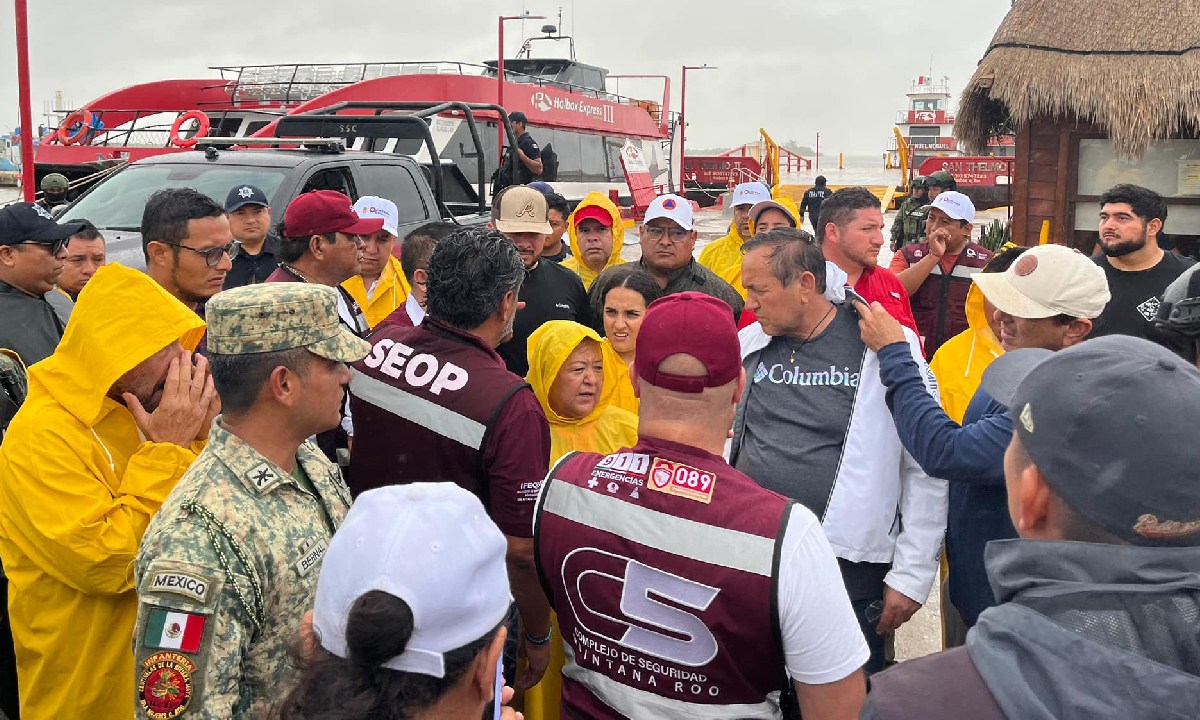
[643,193,694,230]
[353,196,399,237]
[731,182,771,208]
[311,484,511,678]
[928,191,976,224]
[972,244,1111,319]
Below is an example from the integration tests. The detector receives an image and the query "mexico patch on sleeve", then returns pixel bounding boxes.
[143,607,207,653]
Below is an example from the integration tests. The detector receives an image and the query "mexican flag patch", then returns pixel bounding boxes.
[144,608,206,653]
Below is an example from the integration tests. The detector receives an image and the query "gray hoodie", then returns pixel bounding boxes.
[969,539,1200,720]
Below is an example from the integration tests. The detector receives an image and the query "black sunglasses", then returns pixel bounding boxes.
[18,237,70,254]
[159,240,235,268]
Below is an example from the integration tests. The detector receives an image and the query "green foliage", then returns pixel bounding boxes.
[978,219,1011,251]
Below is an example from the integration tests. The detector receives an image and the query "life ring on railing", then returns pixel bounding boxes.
[56,109,92,146]
[169,111,210,148]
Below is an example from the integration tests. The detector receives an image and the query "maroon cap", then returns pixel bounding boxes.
[283,190,385,237]
[635,292,741,393]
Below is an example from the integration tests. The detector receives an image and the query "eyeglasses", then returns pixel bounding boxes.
[642,226,691,243]
[18,238,70,254]
[160,240,235,267]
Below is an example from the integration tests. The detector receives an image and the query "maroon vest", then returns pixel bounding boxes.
[347,318,528,504]
[536,438,793,719]
[900,241,993,356]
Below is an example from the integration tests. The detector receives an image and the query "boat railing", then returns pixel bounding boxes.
[209,61,659,112]
[909,80,950,95]
[45,108,287,148]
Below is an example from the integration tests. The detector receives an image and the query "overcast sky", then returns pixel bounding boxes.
[0,1,1011,156]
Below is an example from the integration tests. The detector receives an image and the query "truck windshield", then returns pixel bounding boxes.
[62,164,289,230]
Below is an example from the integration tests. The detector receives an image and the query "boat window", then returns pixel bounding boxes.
[244,121,270,136]
[909,127,941,136]
[60,164,289,231]
[604,137,625,182]
[302,167,356,198]
[549,130,582,182]
[355,163,431,224]
[580,135,607,183]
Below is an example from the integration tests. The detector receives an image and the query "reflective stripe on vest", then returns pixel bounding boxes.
[543,481,775,576]
[349,369,486,450]
[562,644,783,720]
[928,263,984,280]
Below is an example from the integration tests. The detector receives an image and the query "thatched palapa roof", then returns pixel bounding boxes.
[957,0,1200,156]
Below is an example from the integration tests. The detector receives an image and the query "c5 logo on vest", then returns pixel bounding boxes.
[563,548,719,667]
[363,338,469,395]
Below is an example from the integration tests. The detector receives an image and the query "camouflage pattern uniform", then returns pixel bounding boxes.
[132,284,369,720]
[891,178,930,250]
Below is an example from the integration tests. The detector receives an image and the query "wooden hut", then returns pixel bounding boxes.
[956,0,1200,252]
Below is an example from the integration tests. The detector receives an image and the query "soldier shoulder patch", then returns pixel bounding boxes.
[142,607,208,653]
[138,651,195,719]
[245,462,284,493]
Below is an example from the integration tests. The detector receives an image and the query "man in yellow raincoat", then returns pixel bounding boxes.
[0,263,214,720]
[562,192,626,290]
[341,196,411,328]
[524,320,638,720]
[698,183,785,299]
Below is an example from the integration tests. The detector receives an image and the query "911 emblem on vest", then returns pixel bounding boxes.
[646,458,716,503]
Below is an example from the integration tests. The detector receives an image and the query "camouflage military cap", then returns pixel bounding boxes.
[206,284,370,361]
[928,170,956,187]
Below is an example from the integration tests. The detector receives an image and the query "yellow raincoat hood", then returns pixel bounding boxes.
[698,196,801,300]
[526,320,638,463]
[928,284,1002,424]
[563,192,625,290]
[0,263,206,720]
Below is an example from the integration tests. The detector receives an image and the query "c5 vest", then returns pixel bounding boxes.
[535,439,793,719]
[900,241,993,357]
[347,318,528,503]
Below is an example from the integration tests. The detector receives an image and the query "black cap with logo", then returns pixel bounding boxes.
[0,202,85,246]
[982,335,1200,546]
[224,185,270,213]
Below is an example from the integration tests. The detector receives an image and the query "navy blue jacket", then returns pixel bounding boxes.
[876,342,1017,626]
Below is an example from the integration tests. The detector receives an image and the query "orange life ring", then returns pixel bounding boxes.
[169,111,210,148]
[57,109,92,146]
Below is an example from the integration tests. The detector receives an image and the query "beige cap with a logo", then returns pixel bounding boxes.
[972,244,1110,319]
[492,185,552,234]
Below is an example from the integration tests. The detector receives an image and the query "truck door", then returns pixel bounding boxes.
[300,165,357,198]
[353,163,435,238]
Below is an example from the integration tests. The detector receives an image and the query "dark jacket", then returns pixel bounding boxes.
[877,341,1015,625]
[864,539,1200,720]
[0,280,65,366]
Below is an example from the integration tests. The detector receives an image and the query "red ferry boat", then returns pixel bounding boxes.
[33,25,675,205]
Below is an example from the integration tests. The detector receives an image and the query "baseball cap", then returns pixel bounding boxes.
[1154,264,1200,337]
[527,181,555,195]
[492,185,552,234]
[353,195,399,237]
[635,292,740,393]
[981,335,1200,546]
[972,244,1110,319]
[929,190,975,223]
[41,173,69,192]
[573,204,613,228]
[312,483,512,676]
[509,111,528,125]
[224,184,270,213]
[283,190,385,238]
[731,182,771,208]
[205,283,370,362]
[643,194,693,231]
[0,202,85,246]
[749,200,798,227]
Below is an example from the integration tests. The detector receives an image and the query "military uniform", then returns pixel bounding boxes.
[891,195,929,250]
[132,283,368,720]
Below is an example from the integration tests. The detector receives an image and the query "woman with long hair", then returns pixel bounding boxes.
[587,265,662,413]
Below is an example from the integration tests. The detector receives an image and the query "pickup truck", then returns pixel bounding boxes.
[57,141,491,268]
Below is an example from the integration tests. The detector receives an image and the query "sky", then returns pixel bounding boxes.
[0,0,1012,156]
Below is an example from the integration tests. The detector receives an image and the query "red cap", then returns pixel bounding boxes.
[283,190,385,237]
[635,292,741,393]
[573,204,614,228]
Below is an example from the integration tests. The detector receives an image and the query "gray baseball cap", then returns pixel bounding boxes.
[982,335,1200,546]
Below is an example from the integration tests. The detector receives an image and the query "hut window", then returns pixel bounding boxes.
[1072,138,1200,237]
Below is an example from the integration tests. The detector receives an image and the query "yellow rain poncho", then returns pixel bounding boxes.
[0,264,206,720]
[698,195,800,299]
[524,321,637,720]
[562,192,625,290]
[342,254,411,328]
[601,339,639,415]
[929,284,1003,424]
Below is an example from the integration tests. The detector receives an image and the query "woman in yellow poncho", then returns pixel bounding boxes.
[562,191,626,290]
[523,320,638,720]
[585,265,663,415]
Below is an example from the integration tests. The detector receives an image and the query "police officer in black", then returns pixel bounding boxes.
[222,184,282,289]
[800,175,833,234]
[494,111,543,193]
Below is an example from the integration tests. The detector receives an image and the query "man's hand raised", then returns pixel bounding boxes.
[124,348,215,447]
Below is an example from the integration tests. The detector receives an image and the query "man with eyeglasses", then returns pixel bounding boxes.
[142,189,236,355]
[0,202,85,365]
[598,194,744,322]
